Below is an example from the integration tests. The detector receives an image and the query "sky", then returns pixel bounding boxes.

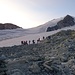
[0,0,75,29]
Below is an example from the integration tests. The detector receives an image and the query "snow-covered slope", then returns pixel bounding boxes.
[0,15,75,47]
[1,25,75,47]
[0,17,63,41]
[26,17,64,33]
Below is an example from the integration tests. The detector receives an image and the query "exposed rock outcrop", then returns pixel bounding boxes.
[47,15,75,32]
[0,23,21,30]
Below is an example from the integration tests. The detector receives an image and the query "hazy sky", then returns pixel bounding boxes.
[0,0,75,28]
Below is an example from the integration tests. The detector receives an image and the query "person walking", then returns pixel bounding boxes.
[32,40,35,44]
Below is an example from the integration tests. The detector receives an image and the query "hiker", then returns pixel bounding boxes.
[37,38,40,43]
[46,36,51,39]
[23,41,28,45]
[23,41,26,45]
[32,40,35,44]
[21,41,24,45]
[43,36,45,40]
[48,36,51,39]
[26,41,28,45]
[29,40,31,44]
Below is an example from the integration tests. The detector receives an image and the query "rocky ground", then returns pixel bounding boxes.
[0,30,75,75]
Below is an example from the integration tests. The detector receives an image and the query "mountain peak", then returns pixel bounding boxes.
[64,15,74,21]
[65,14,72,17]
[47,15,75,32]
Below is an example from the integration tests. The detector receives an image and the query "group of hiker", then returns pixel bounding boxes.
[21,40,28,45]
[21,36,45,45]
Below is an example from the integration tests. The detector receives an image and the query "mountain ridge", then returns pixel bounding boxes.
[47,15,75,32]
[0,23,21,30]
[26,15,75,33]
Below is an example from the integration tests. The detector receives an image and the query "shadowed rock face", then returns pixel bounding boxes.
[0,23,21,29]
[47,15,75,32]
[57,15,75,28]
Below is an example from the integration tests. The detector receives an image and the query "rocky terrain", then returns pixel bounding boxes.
[47,15,75,31]
[0,30,75,75]
[0,23,21,30]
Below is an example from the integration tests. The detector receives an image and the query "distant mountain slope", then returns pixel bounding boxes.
[0,15,75,42]
[0,23,21,29]
[26,17,63,33]
[26,15,75,33]
[47,15,75,31]
[0,28,27,41]
[0,17,64,41]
